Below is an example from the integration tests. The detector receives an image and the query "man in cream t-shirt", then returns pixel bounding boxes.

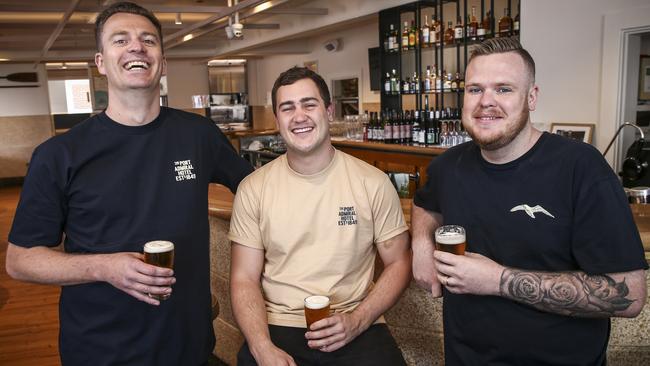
[229,67,411,366]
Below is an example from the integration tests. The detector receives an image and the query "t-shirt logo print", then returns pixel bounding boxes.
[338,206,358,226]
[510,204,555,219]
[174,159,196,181]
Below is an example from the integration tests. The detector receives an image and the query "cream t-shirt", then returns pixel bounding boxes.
[228,149,408,327]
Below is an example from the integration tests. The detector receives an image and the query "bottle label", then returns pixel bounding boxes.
[455,28,463,39]
[514,21,519,31]
[477,28,486,36]
[384,125,392,140]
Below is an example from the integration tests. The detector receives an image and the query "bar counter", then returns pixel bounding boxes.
[207,184,650,365]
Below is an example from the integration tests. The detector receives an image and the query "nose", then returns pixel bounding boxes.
[293,106,308,122]
[127,39,145,53]
[479,89,496,108]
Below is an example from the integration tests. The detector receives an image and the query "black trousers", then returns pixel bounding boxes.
[237,324,406,366]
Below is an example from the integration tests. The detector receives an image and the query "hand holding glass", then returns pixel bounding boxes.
[143,240,174,300]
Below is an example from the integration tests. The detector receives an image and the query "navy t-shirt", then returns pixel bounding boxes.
[414,132,647,366]
[9,107,253,366]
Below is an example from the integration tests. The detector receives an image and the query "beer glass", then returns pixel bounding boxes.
[434,225,466,255]
[304,295,330,329]
[143,240,175,300]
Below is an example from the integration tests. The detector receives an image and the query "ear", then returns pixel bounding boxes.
[161,56,167,76]
[527,84,539,112]
[94,52,106,75]
[326,104,334,121]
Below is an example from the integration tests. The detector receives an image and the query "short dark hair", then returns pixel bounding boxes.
[95,1,163,53]
[271,67,331,115]
[468,38,536,85]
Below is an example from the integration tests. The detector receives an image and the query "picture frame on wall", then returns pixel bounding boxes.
[640,55,650,101]
[550,123,595,144]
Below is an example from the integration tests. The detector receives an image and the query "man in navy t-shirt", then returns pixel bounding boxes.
[412,38,648,365]
[5,2,252,365]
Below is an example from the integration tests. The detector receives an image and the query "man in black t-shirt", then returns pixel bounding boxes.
[5,2,252,366]
[412,38,648,365]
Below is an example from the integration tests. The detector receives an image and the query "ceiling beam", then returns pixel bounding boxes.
[34,0,81,66]
[164,0,266,44]
[164,0,289,50]
[263,8,328,15]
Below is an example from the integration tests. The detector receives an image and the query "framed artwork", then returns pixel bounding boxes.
[550,123,595,144]
[640,55,650,101]
[303,60,318,73]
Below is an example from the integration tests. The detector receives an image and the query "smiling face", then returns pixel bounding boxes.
[275,78,333,157]
[462,52,538,151]
[94,12,166,94]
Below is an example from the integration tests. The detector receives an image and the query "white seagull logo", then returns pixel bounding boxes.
[510,204,555,219]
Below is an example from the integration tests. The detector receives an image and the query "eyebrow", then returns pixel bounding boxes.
[278,97,320,109]
[109,31,159,40]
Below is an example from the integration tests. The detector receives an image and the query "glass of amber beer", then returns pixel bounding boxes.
[143,240,175,300]
[304,295,330,329]
[434,225,466,255]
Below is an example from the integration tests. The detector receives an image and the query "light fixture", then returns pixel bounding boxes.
[175,13,182,25]
[0,58,9,62]
[183,34,194,42]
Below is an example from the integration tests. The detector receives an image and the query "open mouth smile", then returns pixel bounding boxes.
[123,60,150,71]
[292,127,314,134]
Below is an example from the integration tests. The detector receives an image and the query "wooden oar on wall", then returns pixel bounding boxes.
[0,72,38,83]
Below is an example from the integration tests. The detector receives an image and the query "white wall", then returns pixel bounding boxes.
[165,59,210,109]
[0,63,50,117]
[247,20,380,110]
[48,80,67,114]
[522,0,650,155]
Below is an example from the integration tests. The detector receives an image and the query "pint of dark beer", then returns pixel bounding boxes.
[143,240,175,300]
[435,225,466,255]
[304,295,330,329]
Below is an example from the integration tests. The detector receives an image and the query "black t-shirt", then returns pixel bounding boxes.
[414,132,647,366]
[9,108,252,366]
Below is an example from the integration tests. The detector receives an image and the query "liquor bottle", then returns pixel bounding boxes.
[443,71,452,90]
[513,10,520,35]
[421,15,430,47]
[435,66,442,91]
[434,110,441,145]
[417,110,426,145]
[411,110,420,146]
[458,72,465,90]
[468,6,478,40]
[431,16,441,44]
[399,111,406,144]
[387,24,395,51]
[384,111,392,144]
[390,69,399,94]
[408,20,417,49]
[403,77,410,94]
[423,65,432,92]
[444,21,455,45]
[405,110,412,144]
[412,72,420,93]
[498,8,513,37]
[402,21,410,51]
[477,17,486,40]
[384,72,391,94]
[426,110,435,146]
[454,16,464,43]
[362,110,369,142]
[483,10,493,38]
[451,74,458,91]
[367,112,374,141]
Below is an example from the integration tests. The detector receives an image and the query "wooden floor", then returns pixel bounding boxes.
[0,186,61,366]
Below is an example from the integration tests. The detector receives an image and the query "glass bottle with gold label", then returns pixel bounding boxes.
[498,8,513,37]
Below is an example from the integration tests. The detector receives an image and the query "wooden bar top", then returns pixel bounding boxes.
[331,139,447,156]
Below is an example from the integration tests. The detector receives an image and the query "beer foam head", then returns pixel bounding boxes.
[435,231,465,245]
[304,295,330,309]
[144,240,174,253]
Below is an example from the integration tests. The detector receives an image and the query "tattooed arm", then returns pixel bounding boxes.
[499,268,647,318]
[433,251,648,318]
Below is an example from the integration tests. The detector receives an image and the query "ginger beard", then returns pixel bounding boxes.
[464,103,530,151]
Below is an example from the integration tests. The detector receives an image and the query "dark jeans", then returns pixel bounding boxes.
[237,324,406,366]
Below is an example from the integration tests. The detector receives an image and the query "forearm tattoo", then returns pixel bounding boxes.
[499,269,635,317]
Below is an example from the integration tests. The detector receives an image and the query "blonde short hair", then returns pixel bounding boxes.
[468,38,536,85]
